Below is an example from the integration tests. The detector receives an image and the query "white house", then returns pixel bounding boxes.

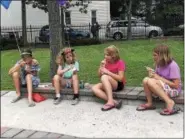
[64,0,111,25]
[1,1,48,26]
[1,0,110,26]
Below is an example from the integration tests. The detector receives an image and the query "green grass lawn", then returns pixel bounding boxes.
[1,39,184,90]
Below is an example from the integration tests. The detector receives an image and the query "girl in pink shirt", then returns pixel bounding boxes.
[92,45,126,111]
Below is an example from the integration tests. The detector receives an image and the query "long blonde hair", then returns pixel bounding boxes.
[153,44,172,67]
[104,45,120,61]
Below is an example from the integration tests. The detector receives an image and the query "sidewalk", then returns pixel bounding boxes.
[1,90,183,138]
[1,127,78,138]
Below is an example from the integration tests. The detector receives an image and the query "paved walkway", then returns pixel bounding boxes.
[1,127,77,138]
[1,91,183,138]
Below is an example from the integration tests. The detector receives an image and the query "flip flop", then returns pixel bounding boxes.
[136,104,156,111]
[28,101,36,107]
[11,96,22,103]
[115,100,123,109]
[160,105,180,116]
[101,104,115,111]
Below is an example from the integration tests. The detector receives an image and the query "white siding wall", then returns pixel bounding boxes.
[65,1,110,25]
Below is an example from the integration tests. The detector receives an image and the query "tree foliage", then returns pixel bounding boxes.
[26,0,90,13]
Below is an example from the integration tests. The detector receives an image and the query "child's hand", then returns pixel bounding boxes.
[152,73,161,80]
[19,60,26,67]
[68,65,74,71]
[100,60,106,67]
[56,56,62,65]
[25,64,31,73]
[145,66,154,72]
[100,67,110,75]
[57,70,63,76]
[148,70,155,78]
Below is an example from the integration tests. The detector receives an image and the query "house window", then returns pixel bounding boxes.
[91,10,96,24]
[65,11,71,25]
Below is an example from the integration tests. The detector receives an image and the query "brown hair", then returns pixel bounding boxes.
[56,47,76,65]
[104,45,120,61]
[153,44,172,67]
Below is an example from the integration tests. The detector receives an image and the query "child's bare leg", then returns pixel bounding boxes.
[92,80,122,109]
[11,72,22,103]
[53,75,62,105]
[100,75,117,105]
[53,75,61,96]
[12,72,21,96]
[72,74,79,94]
[26,74,35,107]
[147,79,175,109]
[92,83,108,101]
[71,74,80,105]
[143,77,153,106]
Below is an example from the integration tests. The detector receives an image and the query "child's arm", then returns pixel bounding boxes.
[101,68,124,81]
[27,59,40,75]
[57,65,73,76]
[8,60,26,75]
[153,74,180,89]
[98,60,106,77]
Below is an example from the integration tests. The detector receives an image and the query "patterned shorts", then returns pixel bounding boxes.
[20,75,40,88]
[159,80,179,98]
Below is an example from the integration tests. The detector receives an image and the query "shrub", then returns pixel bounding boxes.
[69,38,101,46]
[0,38,24,51]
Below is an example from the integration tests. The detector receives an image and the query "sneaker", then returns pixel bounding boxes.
[71,98,80,105]
[53,97,62,105]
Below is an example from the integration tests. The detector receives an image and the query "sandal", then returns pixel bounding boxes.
[11,96,22,103]
[115,100,123,109]
[136,104,156,111]
[101,104,115,111]
[28,101,36,107]
[160,105,180,116]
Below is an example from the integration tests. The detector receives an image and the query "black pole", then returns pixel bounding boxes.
[21,0,27,47]
[60,7,65,47]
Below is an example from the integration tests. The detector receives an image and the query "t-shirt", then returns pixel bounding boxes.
[16,59,40,76]
[105,60,126,84]
[58,61,79,79]
[155,60,182,93]
[15,59,40,85]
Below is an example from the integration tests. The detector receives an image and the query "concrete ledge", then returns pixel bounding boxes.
[20,83,184,104]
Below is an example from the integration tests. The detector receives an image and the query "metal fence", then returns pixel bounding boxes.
[1,21,184,48]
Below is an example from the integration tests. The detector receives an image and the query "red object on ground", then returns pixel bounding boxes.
[25,93,46,102]
[32,93,46,102]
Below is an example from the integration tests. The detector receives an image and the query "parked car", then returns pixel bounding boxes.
[105,20,163,40]
[39,25,90,42]
[164,24,184,36]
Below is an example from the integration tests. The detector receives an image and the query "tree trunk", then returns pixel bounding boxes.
[60,7,65,46]
[47,0,61,80]
[21,0,27,46]
[127,0,132,40]
[145,0,152,23]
